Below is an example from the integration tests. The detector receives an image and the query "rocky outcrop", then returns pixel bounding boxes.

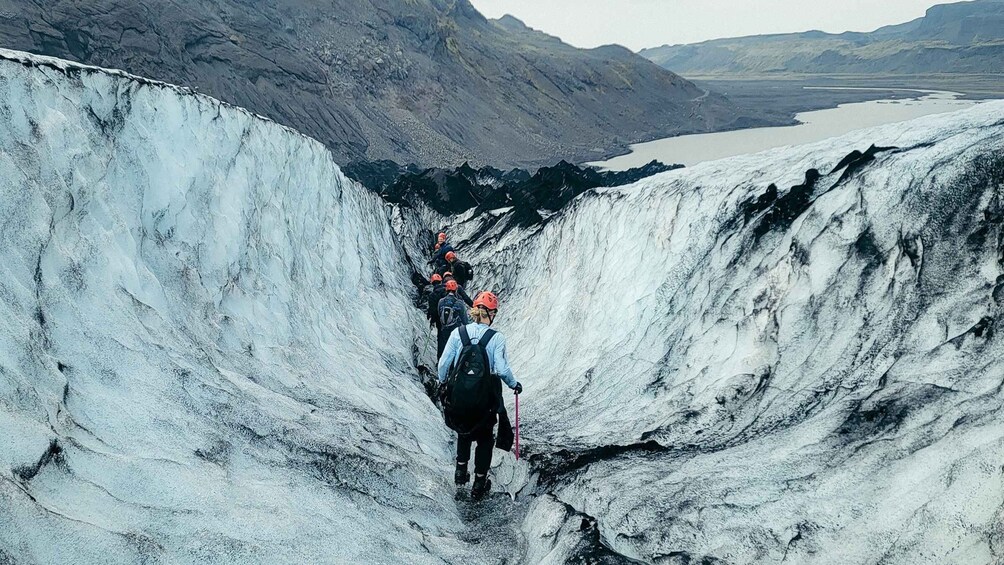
[346,158,682,218]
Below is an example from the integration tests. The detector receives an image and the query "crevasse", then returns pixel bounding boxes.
[3,46,1004,565]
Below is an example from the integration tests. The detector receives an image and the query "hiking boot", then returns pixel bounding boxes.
[471,475,491,500]
[455,463,470,486]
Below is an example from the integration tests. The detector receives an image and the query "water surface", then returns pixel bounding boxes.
[589,90,981,170]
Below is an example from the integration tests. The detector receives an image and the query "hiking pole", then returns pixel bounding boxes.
[514,391,520,461]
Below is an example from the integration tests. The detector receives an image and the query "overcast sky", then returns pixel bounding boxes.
[467,0,963,51]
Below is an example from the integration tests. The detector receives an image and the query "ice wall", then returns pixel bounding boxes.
[456,103,1004,564]
[0,49,471,564]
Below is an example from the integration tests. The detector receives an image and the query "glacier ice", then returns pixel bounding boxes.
[0,49,489,564]
[3,46,1004,565]
[446,102,1004,563]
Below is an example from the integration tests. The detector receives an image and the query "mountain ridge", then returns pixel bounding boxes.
[641,0,1004,77]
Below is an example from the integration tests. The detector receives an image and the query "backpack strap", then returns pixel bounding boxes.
[476,329,496,376]
[478,329,496,349]
[451,325,472,372]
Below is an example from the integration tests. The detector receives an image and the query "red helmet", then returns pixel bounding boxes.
[445,251,457,262]
[445,280,458,292]
[437,232,447,243]
[430,274,442,283]
[473,291,499,311]
[434,243,441,251]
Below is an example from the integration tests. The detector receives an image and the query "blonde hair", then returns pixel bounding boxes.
[469,306,492,324]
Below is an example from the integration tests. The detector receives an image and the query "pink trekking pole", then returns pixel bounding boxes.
[514,391,520,460]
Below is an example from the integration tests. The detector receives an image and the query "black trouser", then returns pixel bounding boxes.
[456,422,496,475]
[437,328,451,360]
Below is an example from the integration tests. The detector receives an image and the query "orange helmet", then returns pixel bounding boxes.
[430,274,442,283]
[445,251,457,262]
[473,291,499,311]
[445,280,458,292]
[437,232,447,243]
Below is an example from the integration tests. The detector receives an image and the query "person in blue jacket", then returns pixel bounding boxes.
[437,280,470,359]
[438,291,522,500]
[429,232,455,274]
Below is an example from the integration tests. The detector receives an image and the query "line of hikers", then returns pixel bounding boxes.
[425,231,522,501]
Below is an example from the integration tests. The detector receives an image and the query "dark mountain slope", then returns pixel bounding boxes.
[0,0,768,167]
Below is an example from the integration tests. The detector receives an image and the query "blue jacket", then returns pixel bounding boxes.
[438,323,518,390]
[430,243,455,271]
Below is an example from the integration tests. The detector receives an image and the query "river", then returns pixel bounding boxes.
[587,89,982,170]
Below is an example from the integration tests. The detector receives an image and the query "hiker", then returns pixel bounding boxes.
[445,251,474,289]
[443,272,474,307]
[438,291,523,500]
[426,274,444,328]
[437,280,471,359]
[429,273,471,329]
[429,232,455,274]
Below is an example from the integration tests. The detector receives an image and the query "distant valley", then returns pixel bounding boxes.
[641,0,1004,118]
[642,0,1004,78]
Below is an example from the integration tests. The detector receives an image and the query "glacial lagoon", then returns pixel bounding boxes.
[589,89,983,170]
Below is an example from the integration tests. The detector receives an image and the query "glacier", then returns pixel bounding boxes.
[3,46,1004,565]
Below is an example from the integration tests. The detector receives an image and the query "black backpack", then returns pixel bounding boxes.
[438,295,465,331]
[427,284,445,321]
[457,261,474,285]
[444,326,498,435]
